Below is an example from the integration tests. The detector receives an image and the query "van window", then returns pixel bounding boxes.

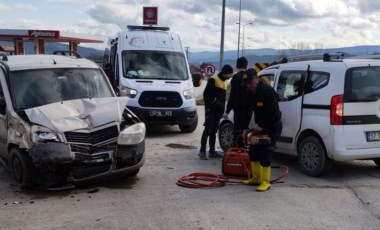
[345,67,380,102]
[11,68,114,110]
[305,72,330,94]
[276,71,305,101]
[122,51,188,80]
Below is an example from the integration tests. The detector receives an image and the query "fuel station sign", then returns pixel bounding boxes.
[28,30,60,39]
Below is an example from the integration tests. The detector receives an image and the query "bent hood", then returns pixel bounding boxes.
[24,97,130,133]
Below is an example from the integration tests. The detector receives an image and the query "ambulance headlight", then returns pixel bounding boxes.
[183,88,195,99]
[117,123,146,145]
[120,87,138,98]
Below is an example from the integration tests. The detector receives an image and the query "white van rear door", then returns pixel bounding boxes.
[343,66,380,149]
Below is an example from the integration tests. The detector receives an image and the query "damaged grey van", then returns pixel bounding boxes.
[0,54,145,187]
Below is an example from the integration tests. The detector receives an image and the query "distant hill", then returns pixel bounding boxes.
[2,41,380,71]
[189,45,380,70]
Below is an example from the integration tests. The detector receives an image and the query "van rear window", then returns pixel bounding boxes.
[345,67,380,102]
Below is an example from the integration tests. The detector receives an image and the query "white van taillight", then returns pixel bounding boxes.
[330,95,344,125]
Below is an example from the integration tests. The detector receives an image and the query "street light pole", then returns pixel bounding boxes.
[237,0,242,59]
[242,22,252,57]
[219,0,226,71]
[185,46,190,60]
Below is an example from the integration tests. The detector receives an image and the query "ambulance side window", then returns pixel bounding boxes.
[276,71,305,101]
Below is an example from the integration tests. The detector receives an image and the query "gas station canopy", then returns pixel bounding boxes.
[0,29,103,55]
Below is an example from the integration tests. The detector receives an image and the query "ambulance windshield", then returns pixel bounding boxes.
[122,51,189,80]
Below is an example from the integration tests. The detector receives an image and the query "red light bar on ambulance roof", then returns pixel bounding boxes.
[127,25,170,31]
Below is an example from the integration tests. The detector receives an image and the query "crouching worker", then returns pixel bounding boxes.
[242,69,282,191]
[199,65,233,160]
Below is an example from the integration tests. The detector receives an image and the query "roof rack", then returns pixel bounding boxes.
[323,52,344,62]
[127,25,170,31]
[53,51,82,58]
[346,54,380,60]
[285,52,344,63]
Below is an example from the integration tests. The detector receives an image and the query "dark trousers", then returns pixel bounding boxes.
[248,121,282,167]
[233,110,251,147]
[201,108,223,152]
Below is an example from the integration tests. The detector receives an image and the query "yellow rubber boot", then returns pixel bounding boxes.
[256,166,271,192]
[243,162,262,185]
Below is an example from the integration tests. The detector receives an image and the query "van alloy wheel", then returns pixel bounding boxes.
[298,136,331,177]
[218,122,234,152]
[300,142,320,171]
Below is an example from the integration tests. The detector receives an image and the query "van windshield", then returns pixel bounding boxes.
[122,51,189,80]
[345,67,380,102]
[11,68,114,110]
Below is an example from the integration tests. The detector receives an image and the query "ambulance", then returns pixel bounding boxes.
[108,26,201,133]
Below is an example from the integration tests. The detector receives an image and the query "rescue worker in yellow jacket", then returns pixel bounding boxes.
[199,65,233,160]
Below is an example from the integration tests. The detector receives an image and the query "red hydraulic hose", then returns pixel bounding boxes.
[176,165,289,189]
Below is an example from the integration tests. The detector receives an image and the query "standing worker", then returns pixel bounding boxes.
[242,69,282,191]
[199,65,233,160]
[224,57,250,146]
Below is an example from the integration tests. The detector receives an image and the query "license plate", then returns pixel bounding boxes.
[366,131,380,142]
[149,110,173,117]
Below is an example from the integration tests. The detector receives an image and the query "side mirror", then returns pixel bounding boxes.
[192,74,202,87]
[119,90,127,97]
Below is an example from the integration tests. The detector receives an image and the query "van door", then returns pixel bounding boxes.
[343,66,380,149]
[275,70,306,150]
[0,80,7,157]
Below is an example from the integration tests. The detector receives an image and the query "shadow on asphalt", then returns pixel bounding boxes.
[272,152,379,180]
[7,175,140,201]
[146,125,182,137]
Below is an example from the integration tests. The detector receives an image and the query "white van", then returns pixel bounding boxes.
[108,26,201,133]
[220,55,380,176]
[0,53,146,187]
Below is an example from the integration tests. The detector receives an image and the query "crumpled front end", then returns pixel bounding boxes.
[27,122,145,187]
[20,97,146,187]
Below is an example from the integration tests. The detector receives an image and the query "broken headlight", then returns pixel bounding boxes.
[31,126,60,143]
[117,122,146,145]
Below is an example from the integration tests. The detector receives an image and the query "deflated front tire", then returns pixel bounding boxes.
[9,148,36,187]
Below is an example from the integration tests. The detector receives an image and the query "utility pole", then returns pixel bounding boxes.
[219,0,226,71]
[237,0,242,58]
[242,22,252,57]
[185,47,190,60]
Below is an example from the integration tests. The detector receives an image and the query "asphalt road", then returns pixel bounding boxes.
[1,106,380,230]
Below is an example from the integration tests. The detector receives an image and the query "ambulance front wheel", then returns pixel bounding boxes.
[179,116,198,133]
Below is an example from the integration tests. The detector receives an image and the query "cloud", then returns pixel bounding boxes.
[0,3,9,11]
[358,0,380,13]
[2,0,380,51]
[14,3,38,12]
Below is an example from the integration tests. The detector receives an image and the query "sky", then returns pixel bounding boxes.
[0,0,380,52]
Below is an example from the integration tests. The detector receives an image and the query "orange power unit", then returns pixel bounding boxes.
[222,147,251,178]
